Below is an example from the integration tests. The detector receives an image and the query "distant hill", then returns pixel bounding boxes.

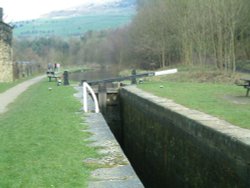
[13,0,136,39]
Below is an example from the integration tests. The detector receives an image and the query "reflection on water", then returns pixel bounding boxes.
[70,68,119,82]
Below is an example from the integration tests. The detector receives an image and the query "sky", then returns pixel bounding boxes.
[0,0,120,22]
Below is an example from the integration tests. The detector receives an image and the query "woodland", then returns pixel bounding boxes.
[13,0,250,72]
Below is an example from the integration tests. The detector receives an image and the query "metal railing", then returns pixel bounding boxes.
[82,82,100,113]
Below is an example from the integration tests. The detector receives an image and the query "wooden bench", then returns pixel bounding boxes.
[46,71,61,83]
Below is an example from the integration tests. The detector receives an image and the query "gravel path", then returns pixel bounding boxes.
[0,75,45,114]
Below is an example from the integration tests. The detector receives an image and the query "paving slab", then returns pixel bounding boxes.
[85,113,144,188]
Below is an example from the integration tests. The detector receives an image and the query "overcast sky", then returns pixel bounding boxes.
[0,0,120,22]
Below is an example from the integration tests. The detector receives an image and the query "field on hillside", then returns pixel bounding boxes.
[13,12,135,38]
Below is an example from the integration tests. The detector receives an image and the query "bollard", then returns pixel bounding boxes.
[98,83,107,114]
[131,69,137,84]
[63,71,69,85]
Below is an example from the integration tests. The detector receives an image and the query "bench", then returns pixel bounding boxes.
[46,71,61,83]
[245,86,250,97]
[237,79,250,97]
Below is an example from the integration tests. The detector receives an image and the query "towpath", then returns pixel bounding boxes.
[0,75,45,114]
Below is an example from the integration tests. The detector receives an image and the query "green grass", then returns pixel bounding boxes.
[0,76,40,93]
[0,82,16,93]
[138,81,250,129]
[0,80,98,187]
[0,79,28,93]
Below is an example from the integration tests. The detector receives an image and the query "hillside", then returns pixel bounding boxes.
[13,0,136,39]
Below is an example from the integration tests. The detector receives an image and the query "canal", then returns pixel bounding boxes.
[70,67,119,83]
[69,68,250,188]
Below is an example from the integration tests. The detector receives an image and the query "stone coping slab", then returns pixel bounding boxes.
[84,113,144,188]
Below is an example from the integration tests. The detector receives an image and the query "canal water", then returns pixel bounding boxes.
[70,68,119,83]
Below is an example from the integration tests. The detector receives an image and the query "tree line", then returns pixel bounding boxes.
[13,0,250,72]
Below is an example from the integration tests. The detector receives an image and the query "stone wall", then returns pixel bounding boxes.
[120,86,250,188]
[0,12,13,82]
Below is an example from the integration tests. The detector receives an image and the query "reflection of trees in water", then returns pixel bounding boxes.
[70,67,119,82]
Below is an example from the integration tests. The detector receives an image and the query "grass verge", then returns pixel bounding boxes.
[0,80,98,187]
[0,80,24,93]
[0,75,41,93]
[138,81,250,129]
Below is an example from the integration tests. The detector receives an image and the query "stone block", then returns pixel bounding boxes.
[0,19,13,82]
